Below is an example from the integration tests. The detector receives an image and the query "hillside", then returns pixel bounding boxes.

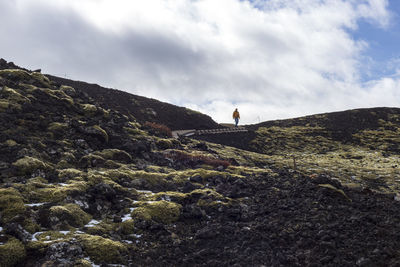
[1,61,400,266]
[47,75,220,131]
[195,107,400,193]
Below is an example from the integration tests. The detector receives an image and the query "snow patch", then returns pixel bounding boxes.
[84,257,101,267]
[162,195,171,201]
[131,234,142,239]
[0,227,3,232]
[122,208,136,222]
[137,190,154,195]
[25,203,47,207]
[85,219,101,228]
[31,232,44,241]
[59,231,70,235]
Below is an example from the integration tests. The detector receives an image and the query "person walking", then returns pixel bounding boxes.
[232,108,240,127]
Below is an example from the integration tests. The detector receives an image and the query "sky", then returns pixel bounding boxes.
[1,0,400,124]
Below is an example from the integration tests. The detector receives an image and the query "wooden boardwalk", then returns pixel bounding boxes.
[172,127,247,138]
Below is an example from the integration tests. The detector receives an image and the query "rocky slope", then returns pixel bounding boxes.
[1,61,400,266]
[196,107,400,193]
[47,75,220,131]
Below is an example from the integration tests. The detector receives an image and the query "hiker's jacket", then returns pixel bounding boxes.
[233,111,240,119]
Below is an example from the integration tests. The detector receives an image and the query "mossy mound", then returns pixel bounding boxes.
[0,188,26,223]
[49,203,91,228]
[12,156,51,175]
[94,149,132,163]
[78,234,127,264]
[132,200,182,224]
[80,104,98,115]
[0,238,26,266]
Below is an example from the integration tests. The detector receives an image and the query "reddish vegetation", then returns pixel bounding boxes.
[144,122,173,138]
[171,150,230,169]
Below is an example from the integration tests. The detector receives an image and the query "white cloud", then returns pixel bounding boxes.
[0,0,397,124]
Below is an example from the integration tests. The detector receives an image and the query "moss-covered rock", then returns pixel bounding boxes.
[1,86,31,104]
[95,149,132,163]
[0,188,26,223]
[59,85,76,96]
[81,104,98,115]
[47,122,68,132]
[0,69,33,84]
[78,234,127,264]
[0,99,10,111]
[12,156,50,175]
[73,259,92,267]
[79,154,105,168]
[30,72,51,87]
[156,138,179,150]
[0,238,26,266]
[132,200,181,224]
[49,203,91,228]
[118,219,135,235]
[4,139,17,147]
[30,181,88,203]
[57,168,85,182]
[92,125,109,143]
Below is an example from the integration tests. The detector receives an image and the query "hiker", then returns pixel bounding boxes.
[232,108,240,127]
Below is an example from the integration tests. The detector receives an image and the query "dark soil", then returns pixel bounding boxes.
[131,171,400,267]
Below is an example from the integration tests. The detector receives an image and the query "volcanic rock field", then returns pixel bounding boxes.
[1,59,400,266]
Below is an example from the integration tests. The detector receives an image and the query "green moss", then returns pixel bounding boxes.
[141,191,187,203]
[79,154,105,168]
[58,168,85,181]
[59,85,76,96]
[85,223,113,236]
[81,104,98,115]
[23,218,41,234]
[95,149,132,163]
[92,125,109,142]
[123,126,148,137]
[318,184,351,202]
[0,188,26,223]
[252,126,336,155]
[118,220,135,235]
[73,259,92,267]
[156,138,176,150]
[48,122,68,132]
[0,99,9,111]
[32,230,74,242]
[2,86,31,104]
[132,200,181,224]
[185,107,202,115]
[4,139,17,147]
[32,181,88,202]
[0,238,26,266]
[39,88,74,105]
[30,72,51,87]
[12,156,50,175]
[49,203,91,228]
[190,188,230,207]
[104,168,168,186]
[78,234,127,264]
[0,69,31,80]
[171,168,240,184]
[60,151,76,164]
